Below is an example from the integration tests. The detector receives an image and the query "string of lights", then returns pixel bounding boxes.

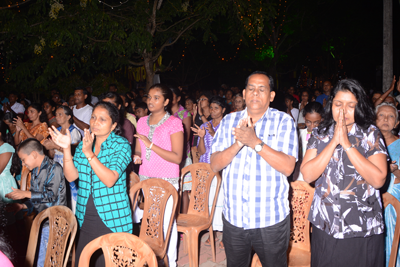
[97,0,129,9]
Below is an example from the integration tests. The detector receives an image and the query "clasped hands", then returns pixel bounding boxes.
[232,117,260,149]
[333,109,351,149]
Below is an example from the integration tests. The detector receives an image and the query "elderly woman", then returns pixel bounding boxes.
[301,79,388,266]
[375,102,400,267]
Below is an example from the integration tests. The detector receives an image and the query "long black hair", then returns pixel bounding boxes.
[0,121,21,175]
[302,102,324,118]
[318,79,375,135]
[149,84,173,114]
[27,103,48,124]
[93,101,122,136]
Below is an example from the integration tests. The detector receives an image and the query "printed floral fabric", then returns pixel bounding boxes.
[307,123,388,239]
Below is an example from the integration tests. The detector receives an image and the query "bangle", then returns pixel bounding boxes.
[379,98,384,101]
[343,144,355,153]
[149,142,154,150]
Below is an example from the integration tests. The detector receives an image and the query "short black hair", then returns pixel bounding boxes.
[135,102,148,111]
[245,71,275,92]
[17,138,44,155]
[302,102,324,117]
[74,87,88,96]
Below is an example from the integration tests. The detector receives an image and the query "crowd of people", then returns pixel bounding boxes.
[0,73,400,267]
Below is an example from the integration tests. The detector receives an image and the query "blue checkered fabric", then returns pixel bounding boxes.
[73,132,133,233]
[211,108,298,229]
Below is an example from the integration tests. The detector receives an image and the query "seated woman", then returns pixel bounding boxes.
[49,101,132,267]
[375,102,400,267]
[232,93,245,113]
[43,106,81,213]
[191,96,226,249]
[301,79,388,267]
[13,103,49,190]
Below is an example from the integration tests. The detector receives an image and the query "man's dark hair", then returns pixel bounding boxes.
[136,102,148,111]
[74,87,88,96]
[244,71,275,92]
[17,138,44,155]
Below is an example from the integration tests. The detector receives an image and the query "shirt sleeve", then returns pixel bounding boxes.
[365,127,388,158]
[108,139,132,175]
[169,117,184,135]
[307,129,319,150]
[211,116,229,154]
[291,108,299,125]
[277,115,298,159]
[71,128,82,145]
[30,164,63,208]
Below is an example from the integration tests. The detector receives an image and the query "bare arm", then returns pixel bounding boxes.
[346,150,387,188]
[197,136,207,155]
[300,142,337,183]
[0,152,12,174]
[210,142,242,173]
[182,116,192,144]
[73,116,90,131]
[374,76,395,107]
[151,131,184,164]
[257,143,296,177]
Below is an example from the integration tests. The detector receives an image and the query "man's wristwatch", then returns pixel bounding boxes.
[254,141,265,153]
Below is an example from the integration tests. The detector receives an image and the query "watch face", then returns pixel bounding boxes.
[255,144,261,152]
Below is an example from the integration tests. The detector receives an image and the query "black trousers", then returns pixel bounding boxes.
[311,226,384,267]
[222,215,290,267]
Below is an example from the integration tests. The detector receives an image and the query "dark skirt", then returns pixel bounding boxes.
[75,195,112,267]
[311,226,384,267]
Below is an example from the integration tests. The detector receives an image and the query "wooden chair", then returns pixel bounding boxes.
[251,181,314,267]
[25,206,77,267]
[191,146,200,164]
[383,192,400,267]
[129,172,144,210]
[20,167,30,191]
[78,232,158,267]
[130,178,179,267]
[176,163,222,267]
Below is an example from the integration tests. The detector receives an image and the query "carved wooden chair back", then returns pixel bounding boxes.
[20,167,30,191]
[129,172,144,209]
[191,146,200,164]
[181,163,221,219]
[129,178,179,260]
[25,206,77,267]
[78,233,158,267]
[383,192,400,267]
[289,181,314,252]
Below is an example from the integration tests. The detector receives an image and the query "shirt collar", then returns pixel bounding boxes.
[241,107,271,123]
[101,131,116,149]
[33,156,49,176]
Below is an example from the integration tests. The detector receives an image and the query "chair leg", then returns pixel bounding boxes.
[71,242,75,267]
[163,255,169,267]
[186,230,200,267]
[209,226,216,262]
[184,234,188,254]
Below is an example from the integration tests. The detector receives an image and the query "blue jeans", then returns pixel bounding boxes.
[37,225,49,267]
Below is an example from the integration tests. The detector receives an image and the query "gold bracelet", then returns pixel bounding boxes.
[379,97,384,101]
[87,154,96,162]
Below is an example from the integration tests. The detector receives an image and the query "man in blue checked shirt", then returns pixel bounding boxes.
[210,71,298,267]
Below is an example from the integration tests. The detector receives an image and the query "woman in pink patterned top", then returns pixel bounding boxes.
[134,84,184,267]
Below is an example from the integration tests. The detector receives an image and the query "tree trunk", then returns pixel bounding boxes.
[144,56,155,91]
[383,0,393,92]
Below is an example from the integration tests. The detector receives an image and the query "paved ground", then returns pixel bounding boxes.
[177,231,226,267]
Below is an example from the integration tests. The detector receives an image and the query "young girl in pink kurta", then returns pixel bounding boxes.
[136,114,183,184]
[134,84,184,267]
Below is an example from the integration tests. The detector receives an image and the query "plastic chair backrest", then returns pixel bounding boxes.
[383,192,400,267]
[78,232,158,267]
[181,163,221,220]
[191,146,200,164]
[25,206,77,267]
[129,178,178,258]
